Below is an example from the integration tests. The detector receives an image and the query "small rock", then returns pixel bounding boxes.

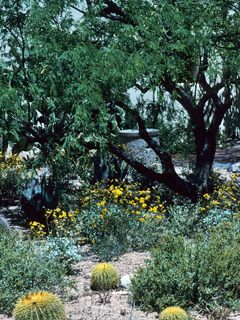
[228,162,240,172]
[120,274,133,288]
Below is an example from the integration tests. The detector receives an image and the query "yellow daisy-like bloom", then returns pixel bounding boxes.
[102,208,108,215]
[112,189,122,197]
[203,193,210,199]
[149,206,158,212]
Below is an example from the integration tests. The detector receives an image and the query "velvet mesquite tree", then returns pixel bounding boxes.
[1,0,240,201]
[75,0,240,202]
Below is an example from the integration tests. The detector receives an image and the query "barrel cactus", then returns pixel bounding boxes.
[90,262,119,291]
[160,306,188,320]
[13,291,66,320]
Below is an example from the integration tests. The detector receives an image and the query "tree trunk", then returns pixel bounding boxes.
[192,133,217,192]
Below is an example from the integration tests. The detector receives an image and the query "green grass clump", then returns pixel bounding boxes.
[160,306,188,320]
[131,222,240,313]
[13,291,66,320]
[91,263,119,291]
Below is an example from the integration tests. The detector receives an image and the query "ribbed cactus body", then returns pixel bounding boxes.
[160,307,188,320]
[13,291,66,320]
[91,263,119,291]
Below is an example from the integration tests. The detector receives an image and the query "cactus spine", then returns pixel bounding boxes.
[160,307,188,320]
[91,263,119,291]
[13,291,66,320]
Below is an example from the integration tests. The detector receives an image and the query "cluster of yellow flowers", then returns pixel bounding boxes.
[29,221,47,237]
[29,180,166,243]
[0,152,27,203]
[199,173,240,216]
[0,152,25,173]
[80,181,166,222]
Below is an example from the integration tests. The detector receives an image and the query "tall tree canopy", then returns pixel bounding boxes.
[0,0,240,201]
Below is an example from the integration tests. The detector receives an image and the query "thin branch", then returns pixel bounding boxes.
[103,13,129,23]
[70,5,86,15]
[4,25,22,48]
[135,83,150,94]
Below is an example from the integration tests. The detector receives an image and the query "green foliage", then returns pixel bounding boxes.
[0,153,27,207]
[158,117,196,156]
[72,182,164,255]
[1,0,240,199]
[29,181,165,260]
[89,152,129,188]
[92,233,128,262]
[131,222,240,313]
[90,263,119,291]
[36,237,82,275]
[164,205,233,237]
[160,307,188,320]
[0,229,74,316]
[13,291,66,320]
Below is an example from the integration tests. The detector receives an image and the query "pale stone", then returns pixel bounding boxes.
[229,162,240,172]
[120,274,133,288]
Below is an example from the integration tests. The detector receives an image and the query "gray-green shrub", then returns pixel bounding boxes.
[0,229,75,316]
[164,205,234,237]
[36,237,82,274]
[131,222,240,313]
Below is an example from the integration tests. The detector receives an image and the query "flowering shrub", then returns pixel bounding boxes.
[195,173,240,221]
[29,180,166,258]
[0,152,27,206]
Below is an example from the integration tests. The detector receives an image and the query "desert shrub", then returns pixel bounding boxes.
[92,214,163,261]
[75,200,163,255]
[30,182,165,259]
[36,237,82,274]
[198,172,240,214]
[131,222,240,313]
[0,153,27,207]
[92,233,128,261]
[0,229,74,316]
[164,205,233,237]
